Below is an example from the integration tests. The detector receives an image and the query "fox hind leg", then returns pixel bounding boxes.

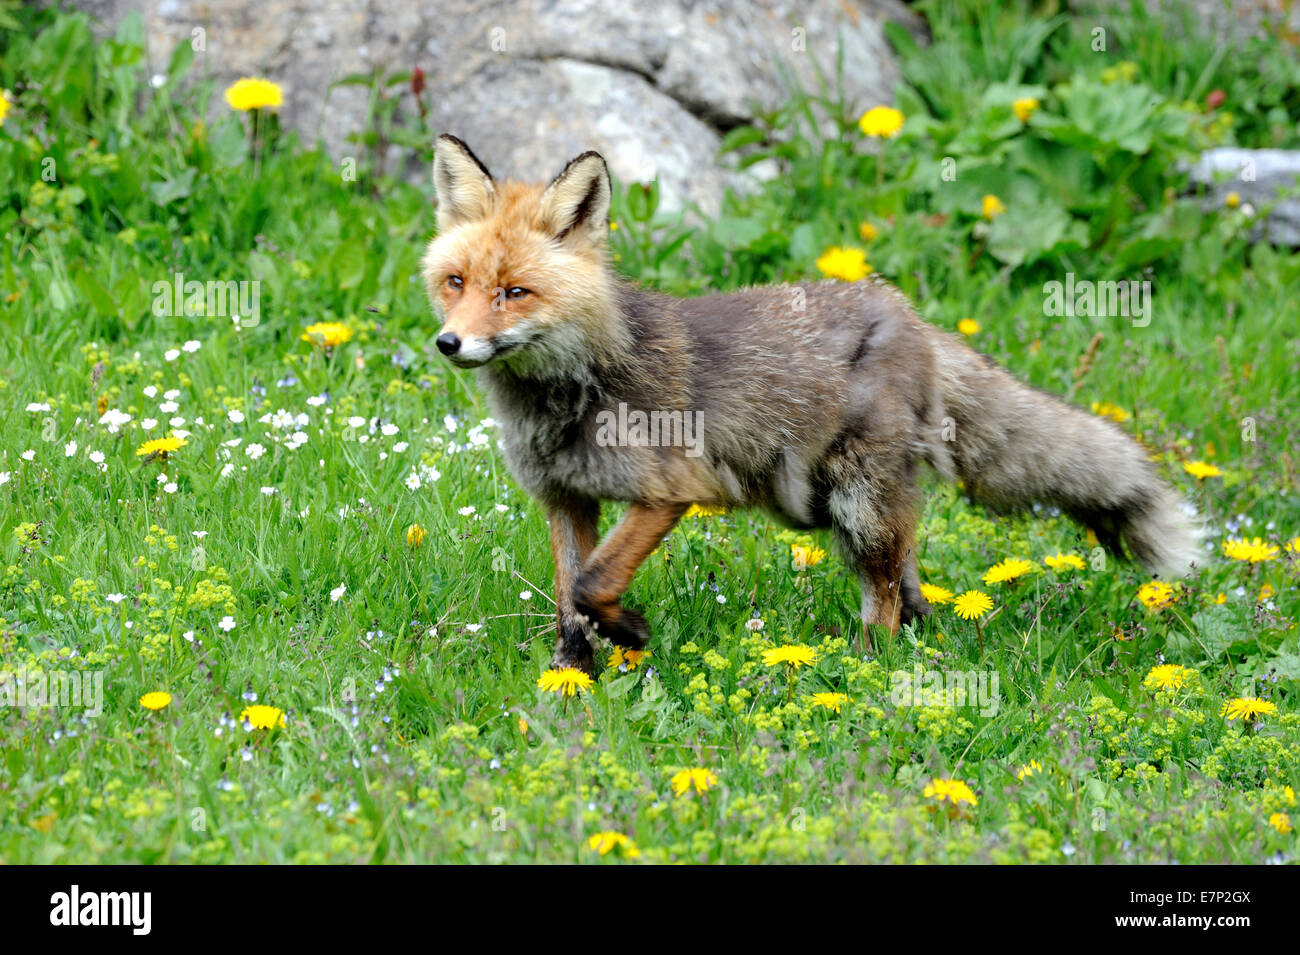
[899,550,932,626]
[827,475,925,649]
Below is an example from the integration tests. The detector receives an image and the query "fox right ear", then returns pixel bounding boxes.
[433,135,496,232]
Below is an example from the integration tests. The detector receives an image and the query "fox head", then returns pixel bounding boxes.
[421,135,623,371]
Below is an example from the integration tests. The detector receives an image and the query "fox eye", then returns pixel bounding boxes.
[447,275,463,290]
[505,286,530,299]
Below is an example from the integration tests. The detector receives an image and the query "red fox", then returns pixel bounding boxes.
[422,134,1200,674]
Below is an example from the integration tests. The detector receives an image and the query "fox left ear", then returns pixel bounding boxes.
[540,151,611,245]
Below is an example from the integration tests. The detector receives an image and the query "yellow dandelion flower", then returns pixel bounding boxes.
[537,667,593,697]
[957,318,980,336]
[815,246,872,282]
[1284,536,1300,554]
[953,590,993,620]
[791,543,827,570]
[982,558,1035,585]
[1143,664,1196,692]
[858,105,904,138]
[858,221,879,241]
[1269,812,1293,834]
[924,777,978,807]
[1222,537,1279,563]
[1091,401,1130,423]
[518,716,528,734]
[1221,697,1277,723]
[1136,580,1177,612]
[240,704,286,729]
[684,504,726,517]
[1012,97,1040,122]
[224,77,284,111]
[405,523,426,547]
[1212,592,1227,604]
[671,767,717,796]
[301,322,354,348]
[1044,552,1086,572]
[0,89,11,126]
[135,434,187,458]
[919,583,954,605]
[588,831,641,858]
[1259,583,1276,602]
[762,644,816,668]
[981,194,1006,220]
[139,691,172,711]
[810,692,848,713]
[1016,760,1043,780]
[1183,460,1222,479]
[607,646,647,670]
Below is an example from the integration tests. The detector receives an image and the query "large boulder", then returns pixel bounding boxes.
[1188,148,1300,246]
[71,0,926,213]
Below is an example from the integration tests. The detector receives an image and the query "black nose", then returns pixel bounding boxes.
[436,332,461,356]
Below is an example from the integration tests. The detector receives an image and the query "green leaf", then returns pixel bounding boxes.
[986,200,1075,267]
[73,270,117,317]
[330,240,366,290]
[787,222,819,263]
[147,167,196,206]
[166,37,194,84]
[1091,677,1124,707]
[717,126,767,155]
[333,72,379,88]
[604,673,639,699]
[1192,605,1251,657]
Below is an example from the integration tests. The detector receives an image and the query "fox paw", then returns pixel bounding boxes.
[599,606,651,650]
[572,598,651,651]
[552,618,596,675]
[900,597,933,627]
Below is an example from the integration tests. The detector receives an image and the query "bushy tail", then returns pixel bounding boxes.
[929,331,1201,578]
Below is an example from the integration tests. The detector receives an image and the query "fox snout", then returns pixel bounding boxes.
[434,323,497,367]
[434,328,501,367]
[434,326,505,367]
[435,330,462,355]
[434,284,514,367]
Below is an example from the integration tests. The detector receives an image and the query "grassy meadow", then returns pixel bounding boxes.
[1,1,1298,863]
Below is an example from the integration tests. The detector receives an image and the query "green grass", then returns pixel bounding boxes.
[0,1,1297,863]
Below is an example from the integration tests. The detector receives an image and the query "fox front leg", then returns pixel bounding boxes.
[572,501,688,656]
[548,497,601,673]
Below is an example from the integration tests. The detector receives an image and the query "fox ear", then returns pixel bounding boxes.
[540,151,611,244]
[433,135,495,232]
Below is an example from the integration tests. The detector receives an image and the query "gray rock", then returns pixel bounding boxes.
[67,0,924,212]
[1188,148,1300,245]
